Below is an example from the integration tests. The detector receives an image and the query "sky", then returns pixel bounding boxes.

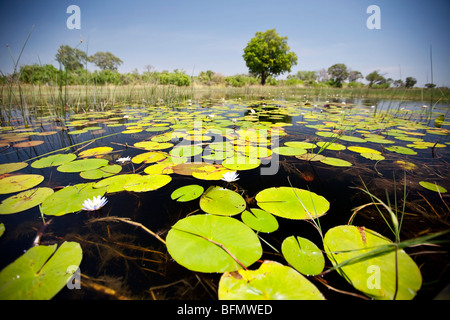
[1,0,449,86]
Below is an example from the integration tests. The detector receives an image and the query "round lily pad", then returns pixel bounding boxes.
[170,145,203,158]
[57,159,109,173]
[0,162,28,174]
[316,141,346,151]
[0,174,44,194]
[93,174,141,193]
[255,187,330,220]
[80,164,122,180]
[218,260,325,300]
[419,181,447,193]
[132,151,167,164]
[171,184,204,202]
[320,157,353,167]
[199,186,246,216]
[13,140,44,148]
[0,187,54,214]
[323,225,422,300]
[78,147,113,158]
[222,155,260,171]
[0,241,82,300]
[31,154,76,169]
[41,183,106,216]
[123,174,172,192]
[166,214,262,273]
[241,208,279,233]
[281,236,324,276]
[272,146,307,156]
[385,146,417,155]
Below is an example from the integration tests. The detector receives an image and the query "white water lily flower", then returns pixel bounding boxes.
[116,156,131,164]
[221,171,240,183]
[250,108,256,114]
[82,195,108,211]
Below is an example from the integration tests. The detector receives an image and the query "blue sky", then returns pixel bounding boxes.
[1,0,449,86]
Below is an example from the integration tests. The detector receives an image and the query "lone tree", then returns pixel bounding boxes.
[55,45,87,71]
[89,51,123,71]
[243,29,297,85]
[404,77,417,88]
[327,63,348,87]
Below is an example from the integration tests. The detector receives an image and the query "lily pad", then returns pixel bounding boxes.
[14,140,44,148]
[0,174,44,194]
[272,146,307,156]
[323,225,422,300]
[132,151,167,164]
[80,164,122,180]
[320,157,353,167]
[0,162,28,174]
[281,236,324,276]
[57,159,109,173]
[385,146,417,155]
[78,147,113,158]
[241,208,279,233]
[255,187,330,220]
[199,186,246,216]
[31,154,76,169]
[222,155,260,171]
[0,241,82,300]
[171,184,204,202]
[316,141,346,151]
[170,145,203,158]
[166,214,262,273]
[0,187,54,215]
[41,183,106,216]
[93,174,141,193]
[218,260,325,300]
[123,174,172,192]
[419,181,447,193]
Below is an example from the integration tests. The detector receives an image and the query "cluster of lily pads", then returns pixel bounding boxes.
[0,98,448,299]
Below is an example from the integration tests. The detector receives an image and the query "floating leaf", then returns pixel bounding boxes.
[31,154,76,169]
[0,223,4,237]
[131,151,167,164]
[199,186,246,216]
[0,162,28,174]
[171,184,204,202]
[93,174,141,193]
[0,241,82,300]
[80,164,122,180]
[284,141,317,149]
[434,115,444,128]
[316,141,346,151]
[281,236,324,276]
[241,208,278,233]
[78,147,113,158]
[144,163,175,175]
[166,214,262,273]
[255,187,330,220]
[385,146,417,155]
[0,174,44,194]
[272,146,307,156]
[57,159,109,173]
[41,183,106,216]
[170,145,203,158]
[14,140,44,148]
[320,157,352,167]
[222,155,260,171]
[419,181,447,193]
[0,187,54,215]
[191,164,230,180]
[360,153,385,161]
[323,225,422,300]
[123,174,171,192]
[339,135,366,143]
[134,141,173,150]
[218,260,325,300]
[347,146,381,154]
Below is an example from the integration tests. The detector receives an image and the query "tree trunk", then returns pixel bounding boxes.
[261,72,266,85]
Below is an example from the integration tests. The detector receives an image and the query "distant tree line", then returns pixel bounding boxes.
[0,43,436,89]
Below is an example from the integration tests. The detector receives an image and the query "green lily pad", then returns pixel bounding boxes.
[57,159,109,173]
[199,186,246,216]
[360,153,385,161]
[166,214,262,273]
[339,135,366,143]
[93,174,141,193]
[41,183,106,216]
[316,141,346,151]
[171,184,204,202]
[320,157,353,167]
[31,154,76,169]
[170,145,203,158]
[132,151,167,164]
[347,146,381,154]
[434,115,444,128]
[0,174,44,194]
[222,155,260,171]
[419,181,447,193]
[281,236,324,276]
[0,241,82,300]
[0,223,4,237]
[218,260,325,300]
[80,164,122,180]
[0,187,54,215]
[272,146,307,156]
[78,147,113,158]
[134,141,173,150]
[284,141,317,149]
[324,225,422,300]
[123,174,172,192]
[241,208,279,233]
[385,146,417,155]
[0,162,28,174]
[255,187,330,220]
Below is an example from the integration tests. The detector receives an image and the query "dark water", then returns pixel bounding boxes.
[0,97,449,300]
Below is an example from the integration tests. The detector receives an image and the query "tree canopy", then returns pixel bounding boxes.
[55,45,87,71]
[327,63,348,87]
[243,29,297,85]
[89,51,123,71]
